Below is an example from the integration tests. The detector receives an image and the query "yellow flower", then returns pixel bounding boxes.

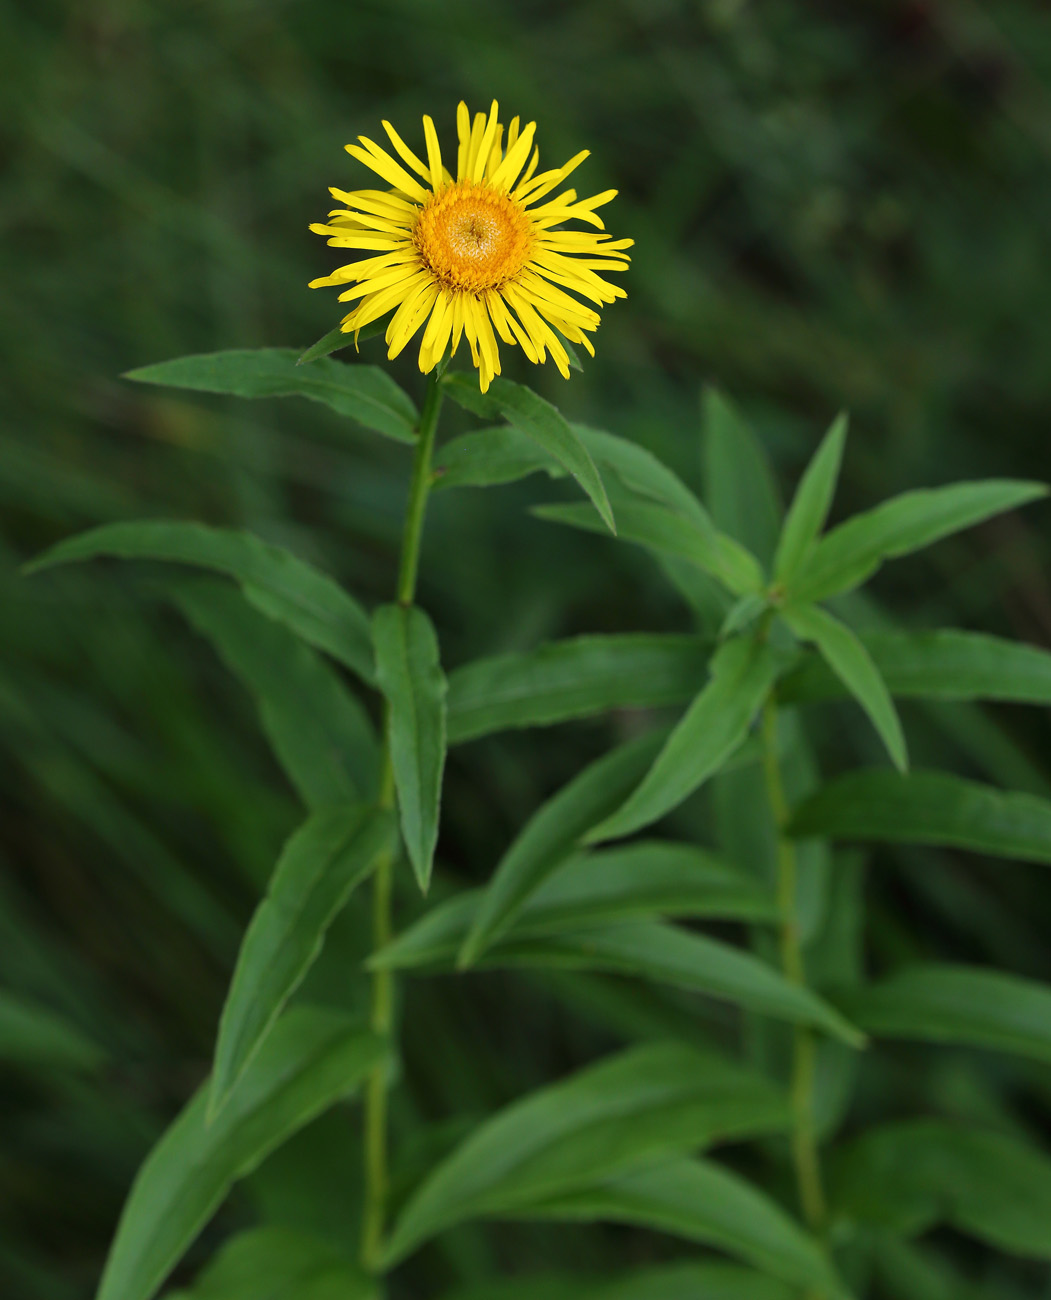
[309,101,632,392]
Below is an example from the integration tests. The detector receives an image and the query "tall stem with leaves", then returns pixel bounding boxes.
[760,695,827,1270]
[361,369,445,1271]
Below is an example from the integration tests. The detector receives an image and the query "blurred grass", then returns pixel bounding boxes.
[2,1,1051,1296]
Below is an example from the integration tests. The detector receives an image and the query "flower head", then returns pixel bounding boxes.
[310,101,632,391]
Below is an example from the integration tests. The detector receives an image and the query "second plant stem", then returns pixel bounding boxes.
[760,697,827,1250]
[361,369,445,1271]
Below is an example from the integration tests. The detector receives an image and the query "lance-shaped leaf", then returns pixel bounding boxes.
[126,348,418,443]
[783,604,907,772]
[789,479,1047,604]
[458,730,667,966]
[26,521,375,684]
[773,412,848,583]
[442,1263,797,1300]
[447,634,710,744]
[96,1008,385,1300]
[372,843,776,971]
[297,316,390,365]
[702,387,783,569]
[443,373,614,532]
[574,425,711,527]
[433,426,562,490]
[166,1226,377,1300]
[780,628,1051,707]
[789,768,1051,865]
[837,963,1051,1064]
[210,806,395,1116]
[169,579,379,807]
[527,1159,845,1296]
[534,501,763,597]
[482,922,863,1046]
[372,604,447,892]
[383,1041,790,1264]
[586,636,777,844]
[830,1120,1051,1260]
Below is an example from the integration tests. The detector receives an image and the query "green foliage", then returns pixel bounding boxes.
[167,1227,376,1300]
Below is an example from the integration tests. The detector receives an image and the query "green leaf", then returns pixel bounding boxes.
[789,769,1051,865]
[297,316,391,365]
[0,989,106,1074]
[446,634,710,744]
[773,412,848,583]
[783,604,907,772]
[573,426,712,527]
[210,806,395,1116]
[484,921,864,1046]
[371,605,447,893]
[383,1042,791,1264]
[443,373,615,532]
[433,426,562,491]
[458,730,667,966]
[779,628,1051,706]
[166,1226,376,1300]
[528,1159,844,1296]
[831,1119,1051,1260]
[169,579,379,807]
[26,521,375,685]
[534,501,763,596]
[126,348,418,443]
[789,479,1047,604]
[442,1264,797,1300]
[586,636,777,844]
[371,842,776,971]
[96,1008,385,1300]
[702,388,783,569]
[837,963,1051,1063]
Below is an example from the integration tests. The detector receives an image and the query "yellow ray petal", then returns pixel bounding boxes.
[380,120,431,181]
[345,140,430,203]
[422,115,444,193]
[489,120,537,192]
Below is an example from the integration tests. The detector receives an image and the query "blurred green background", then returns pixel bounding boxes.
[3,2,1051,1297]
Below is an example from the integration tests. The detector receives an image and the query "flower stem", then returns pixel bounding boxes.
[760,696,827,1258]
[361,369,444,1272]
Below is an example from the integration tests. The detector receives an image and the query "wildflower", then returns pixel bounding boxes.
[310,101,631,391]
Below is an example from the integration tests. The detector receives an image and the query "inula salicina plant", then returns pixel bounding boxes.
[26,103,1051,1300]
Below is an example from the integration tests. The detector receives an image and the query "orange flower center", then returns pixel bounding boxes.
[414,181,533,293]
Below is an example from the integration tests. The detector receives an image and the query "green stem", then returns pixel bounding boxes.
[760,697,827,1249]
[361,370,444,1272]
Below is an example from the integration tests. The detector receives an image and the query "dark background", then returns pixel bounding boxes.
[3,2,1050,1297]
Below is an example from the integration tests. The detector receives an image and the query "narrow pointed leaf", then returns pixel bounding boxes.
[26,521,375,684]
[587,636,777,844]
[383,1042,790,1263]
[210,806,395,1115]
[528,1159,845,1296]
[372,604,447,892]
[443,373,615,532]
[126,348,418,442]
[831,1120,1051,1260]
[166,1226,377,1300]
[96,1008,385,1300]
[780,628,1051,706]
[169,579,379,807]
[573,426,712,527]
[458,730,666,966]
[837,963,1051,1063]
[789,769,1051,865]
[442,1264,796,1300]
[790,479,1047,604]
[447,634,710,744]
[774,412,848,582]
[784,604,907,771]
[534,501,763,596]
[433,426,562,490]
[371,842,776,971]
[297,315,390,365]
[702,388,783,568]
[484,921,864,1046]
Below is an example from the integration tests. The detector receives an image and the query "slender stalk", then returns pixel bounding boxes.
[361,370,444,1272]
[760,697,827,1248]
